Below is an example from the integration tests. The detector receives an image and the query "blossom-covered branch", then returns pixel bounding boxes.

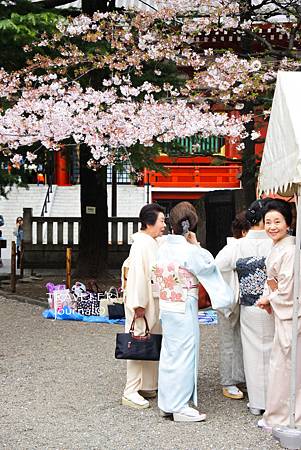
[0,1,300,170]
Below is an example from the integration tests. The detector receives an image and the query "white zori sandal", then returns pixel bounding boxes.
[173,406,206,422]
[122,392,150,409]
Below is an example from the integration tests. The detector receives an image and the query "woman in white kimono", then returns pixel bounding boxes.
[122,203,166,409]
[153,202,233,422]
[257,200,301,430]
[215,211,250,401]
[216,198,274,415]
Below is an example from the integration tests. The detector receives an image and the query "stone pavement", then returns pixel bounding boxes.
[0,295,281,450]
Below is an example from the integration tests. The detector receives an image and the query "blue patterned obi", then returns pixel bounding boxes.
[236,256,267,306]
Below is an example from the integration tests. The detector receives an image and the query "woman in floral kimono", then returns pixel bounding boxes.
[153,202,233,422]
[257,200,301,430]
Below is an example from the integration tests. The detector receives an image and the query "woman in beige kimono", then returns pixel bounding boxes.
[215,211,250,401]
[257,199,301,430]
[216,198,274,416]
[122,203,166,409]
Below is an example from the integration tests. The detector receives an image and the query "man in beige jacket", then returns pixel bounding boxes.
[122,203,166,409]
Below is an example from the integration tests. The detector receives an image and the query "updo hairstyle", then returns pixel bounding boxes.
[246,198,272,226]
[169,201,198,235]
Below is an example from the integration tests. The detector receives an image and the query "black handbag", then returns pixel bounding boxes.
[108,302,125,320]
[115,317,162,361]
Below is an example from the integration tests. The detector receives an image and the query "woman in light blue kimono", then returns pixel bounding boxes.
[153,202,233,422]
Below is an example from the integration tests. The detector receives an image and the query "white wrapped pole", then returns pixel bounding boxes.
[290,189,301,427]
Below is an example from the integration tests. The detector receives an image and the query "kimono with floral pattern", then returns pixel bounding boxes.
[155,234,232,413]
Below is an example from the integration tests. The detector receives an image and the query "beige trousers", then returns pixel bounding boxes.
[123,360,159,396]
[123,306,161,397]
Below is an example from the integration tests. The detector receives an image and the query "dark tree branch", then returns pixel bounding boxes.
[238,0,300,23]
[243,28,274,52]
[248,0,275,11]
[33,0,78,8]
[137,0,157,11]
[82,0,115,14]
[237,0,276,20]
[271,0,301,20]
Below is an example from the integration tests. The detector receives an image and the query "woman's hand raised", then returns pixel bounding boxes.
[185,231,199,246]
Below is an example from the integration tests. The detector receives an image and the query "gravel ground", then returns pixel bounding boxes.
[0,295,281,450]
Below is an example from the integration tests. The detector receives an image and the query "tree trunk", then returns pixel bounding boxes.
[239,26,257,207]
[241,109,257,207]
[75,0,115,277]
[77,146,108,277]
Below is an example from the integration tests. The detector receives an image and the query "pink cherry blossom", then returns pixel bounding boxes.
[10,153,22,168]
[0,5,299,171]
[26,151,37,163]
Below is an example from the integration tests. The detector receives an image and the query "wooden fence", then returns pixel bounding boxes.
[22,208,139,269]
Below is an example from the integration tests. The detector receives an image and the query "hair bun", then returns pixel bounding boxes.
[246,199,267,225]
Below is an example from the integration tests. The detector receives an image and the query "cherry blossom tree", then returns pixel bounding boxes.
[0,0,300,274]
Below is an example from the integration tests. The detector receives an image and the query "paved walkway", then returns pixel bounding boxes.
[0,296,281,450]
